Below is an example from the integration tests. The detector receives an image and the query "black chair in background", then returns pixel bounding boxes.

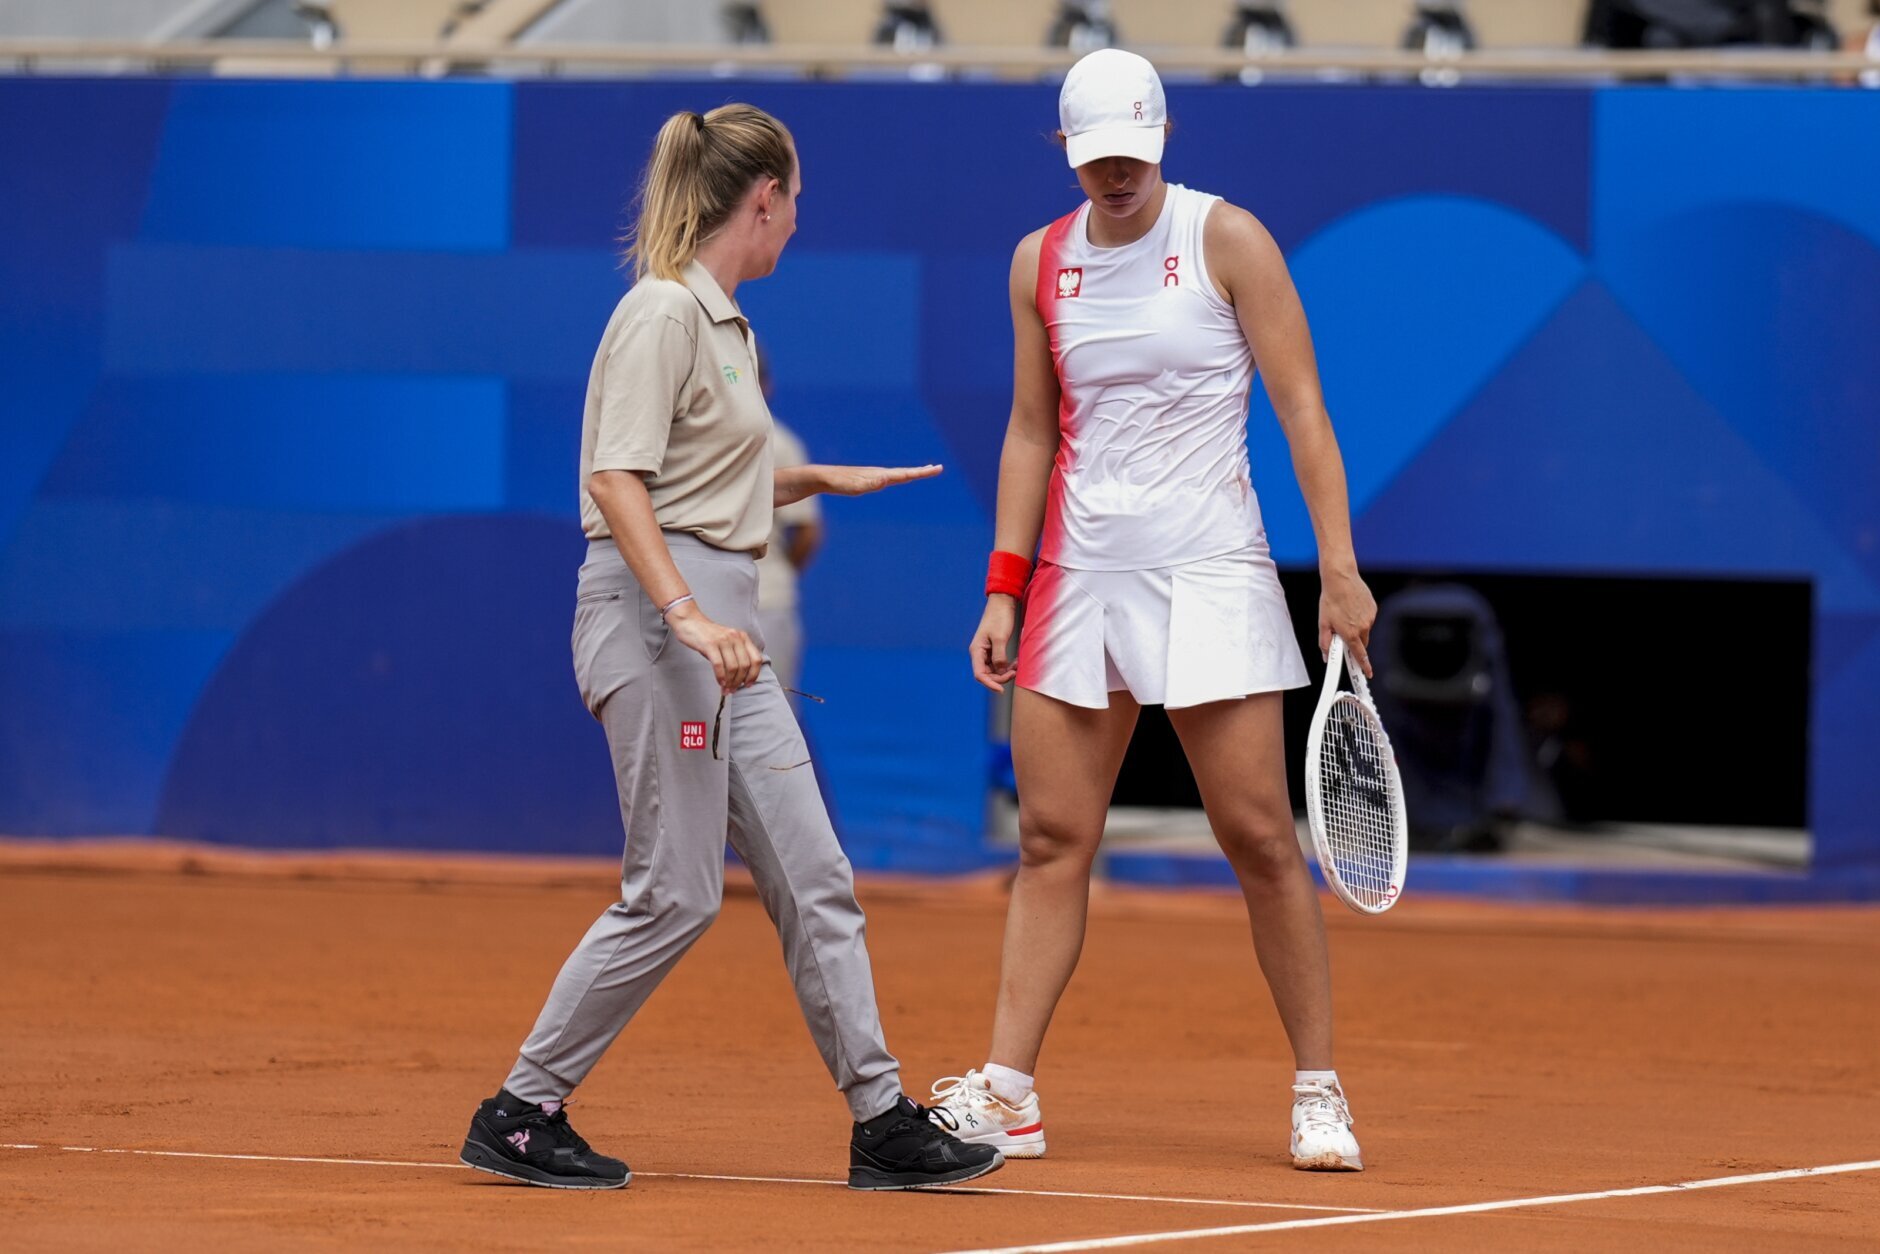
[1371,584,1532,852]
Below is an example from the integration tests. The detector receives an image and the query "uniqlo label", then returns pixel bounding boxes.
[680,721,707,751]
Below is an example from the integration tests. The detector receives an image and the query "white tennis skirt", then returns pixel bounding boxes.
[1015,544,1310,710]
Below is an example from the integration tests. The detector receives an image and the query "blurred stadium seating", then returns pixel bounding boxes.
[0,0,1873,58]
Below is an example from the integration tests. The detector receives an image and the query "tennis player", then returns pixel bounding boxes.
[932,50,1377,1171]
[460,103,1002,1193]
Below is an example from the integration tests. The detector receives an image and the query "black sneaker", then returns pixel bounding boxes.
[460,1091,630,1190]
[848,1094,1005,1190]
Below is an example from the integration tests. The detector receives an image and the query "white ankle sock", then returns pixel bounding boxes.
[982,1062,1034,1105]
[1294,1069,1339,1090]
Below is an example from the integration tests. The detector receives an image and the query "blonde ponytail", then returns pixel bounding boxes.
[624,104,796,282]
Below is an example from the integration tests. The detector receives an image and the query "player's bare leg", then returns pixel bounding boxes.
[987,686,1140,1073]
[1169,692,1361,1170]
[1168,693,1332,1068]
[932,686,1136,1158]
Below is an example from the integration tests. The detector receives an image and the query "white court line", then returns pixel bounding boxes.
[935,1159,1880,1254]
[5,1144,466,1170]
[663,1170,1380,1212]
[0,1144,1376,1214]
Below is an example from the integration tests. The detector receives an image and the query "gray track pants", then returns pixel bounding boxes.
[504,535,902,1122]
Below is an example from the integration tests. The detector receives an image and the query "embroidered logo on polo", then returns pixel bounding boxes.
[722,365,740,383]
[680,722,707,751]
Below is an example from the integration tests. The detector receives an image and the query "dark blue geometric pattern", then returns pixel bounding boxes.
[0,78,1874,878]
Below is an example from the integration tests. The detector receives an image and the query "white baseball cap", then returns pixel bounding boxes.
[1059,48,1167,169]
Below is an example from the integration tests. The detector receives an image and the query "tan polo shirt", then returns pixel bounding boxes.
[579,259,774,553]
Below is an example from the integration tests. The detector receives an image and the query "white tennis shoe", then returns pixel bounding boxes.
[1290,1080,1363,1171]
[929,1071,1046,1159]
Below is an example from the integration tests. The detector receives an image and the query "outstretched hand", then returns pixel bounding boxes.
[817,464,943,496]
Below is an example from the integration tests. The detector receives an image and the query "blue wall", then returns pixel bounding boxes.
[2,78,1877,874]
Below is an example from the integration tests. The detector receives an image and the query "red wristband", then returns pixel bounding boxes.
[986,550,1032,599]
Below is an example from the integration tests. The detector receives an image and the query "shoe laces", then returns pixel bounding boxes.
[917,1098,960,1135]
[929,1075,994,1112]
[517,1102,591,1153]
[879,1096,959,1137]
[1292,1083,1354,1130]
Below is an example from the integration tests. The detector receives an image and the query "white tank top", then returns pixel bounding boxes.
[1035,183,1264,571]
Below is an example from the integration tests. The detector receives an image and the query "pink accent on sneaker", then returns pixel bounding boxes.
[506,1129,530,1152]
[540,1100,563,1115]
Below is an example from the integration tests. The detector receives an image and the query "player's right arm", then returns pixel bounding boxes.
[972,228,1061,693]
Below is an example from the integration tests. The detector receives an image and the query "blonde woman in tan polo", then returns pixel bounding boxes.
[459,104,1003,1194]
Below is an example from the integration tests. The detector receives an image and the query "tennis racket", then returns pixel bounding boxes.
[1304,635,1408,915]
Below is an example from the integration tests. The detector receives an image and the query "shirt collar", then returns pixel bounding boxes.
[681,259,744,327]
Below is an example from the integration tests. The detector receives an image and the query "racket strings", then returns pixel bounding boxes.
[1316,697,1401,908]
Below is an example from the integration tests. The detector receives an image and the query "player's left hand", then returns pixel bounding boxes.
[1319,564,1377,678]
[815,464,943,496]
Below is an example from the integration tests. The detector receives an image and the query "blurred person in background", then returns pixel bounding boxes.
[754,344,823,695]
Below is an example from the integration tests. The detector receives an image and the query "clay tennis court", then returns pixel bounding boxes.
[4,841,1874,1251]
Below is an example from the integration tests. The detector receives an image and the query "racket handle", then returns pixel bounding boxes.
[1347,637,1375,701]
[1328,634,1375,701]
